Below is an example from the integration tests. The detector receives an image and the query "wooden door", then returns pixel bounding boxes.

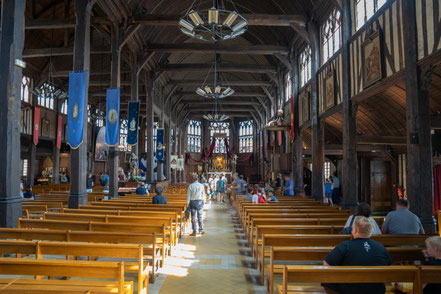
[370,160,392,212]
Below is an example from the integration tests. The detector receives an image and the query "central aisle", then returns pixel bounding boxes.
[150,202,266,294]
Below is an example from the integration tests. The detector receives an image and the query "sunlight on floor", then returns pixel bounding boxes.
[158,243,198,277]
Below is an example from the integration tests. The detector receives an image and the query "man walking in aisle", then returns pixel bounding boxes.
[187,174,206,236]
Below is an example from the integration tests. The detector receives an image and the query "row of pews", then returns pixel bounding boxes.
[1,183,189,293]
[235,195,441,294]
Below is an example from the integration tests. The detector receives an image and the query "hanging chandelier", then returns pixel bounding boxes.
[196,52,234,99]
[203,98,229,122]
[179,0,248,42]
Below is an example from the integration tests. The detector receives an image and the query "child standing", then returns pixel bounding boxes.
[324,178,333,205]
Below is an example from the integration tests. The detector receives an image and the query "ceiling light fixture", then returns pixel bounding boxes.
[179,0,247,42]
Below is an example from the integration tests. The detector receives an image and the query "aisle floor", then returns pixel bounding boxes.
[149,201,266,294]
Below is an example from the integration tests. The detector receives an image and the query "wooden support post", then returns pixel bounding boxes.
[0,0,26,227]
[308,21,324,201]
[69,0,95,208]
[28,142,37,187]
[291,50,304,196]
[341,0,358,208]
[165,123,171,181]
[402,0,436,233]
[108,23,120,199]
[157,87,164,182]
[145,72,155,182]
[52,100,61,184]
[131,55,140,158]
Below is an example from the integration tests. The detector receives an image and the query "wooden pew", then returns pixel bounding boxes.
[0,240,149,293]
[0,228,161,282]
[0,258,132,293]
[266,246,425,294]
[17,219,168,266]
[277,265,420,294]
[43,212,177,247]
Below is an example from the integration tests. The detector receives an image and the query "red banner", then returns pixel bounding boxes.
[33,107,40,145]
[56,115,62,149]
[290,93,295,143]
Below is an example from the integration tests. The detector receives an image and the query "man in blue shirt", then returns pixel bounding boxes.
[283,175,294,196]
[152,186,167,204]
[135,182,148,195]
[100,173,109,186]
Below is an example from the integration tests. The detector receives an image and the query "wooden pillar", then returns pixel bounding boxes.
[145,72,155,182]
[69,0,95,208]
[402,0,436,233]
[291,50,304,196]
[180,126,186,182]
[165,122,171,180]
[108,23,120,199]
[308,21,324,201]
[341,0,358,208]
[52,100,61,184]
[0,0,25,227]
[157,87,164,182]
[131,55,139,158]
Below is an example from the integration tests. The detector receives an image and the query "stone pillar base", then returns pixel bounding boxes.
[68,193,88,209]
[0,197,22,228]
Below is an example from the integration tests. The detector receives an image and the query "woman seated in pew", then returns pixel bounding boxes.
[23,185,35,200]
[395,236,441,294]
[152,186,167,204]
[135,182,149,195]
[242,187,254,201]
[341,202,381,235]
[323,216,391,294]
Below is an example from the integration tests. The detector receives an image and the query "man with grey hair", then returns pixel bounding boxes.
[187,174,206,236]
[152,186,167,204]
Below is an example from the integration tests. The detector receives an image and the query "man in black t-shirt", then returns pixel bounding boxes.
[323,216,391,294]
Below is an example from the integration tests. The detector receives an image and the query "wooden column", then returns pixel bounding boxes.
[402,0,435,233]
[308,21,324,201]
[131,55,139,158]
[28,140,37,187]
[341,0,358,208]
[108,23,120,199]
[69,0,95,208]
[0,0,25,227]
[291,50,304,195]
[52,99,61,184]
[157,87,164,181]
[180,126,186,182]
[165,122,171,180]
[145,72,155,182]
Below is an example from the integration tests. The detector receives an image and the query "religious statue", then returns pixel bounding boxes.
[216,155,223,169]
[232,154,238,172]
[129,152,138,179]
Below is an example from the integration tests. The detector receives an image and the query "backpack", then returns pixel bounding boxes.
[340,215,355,234]
[258,194,268,204]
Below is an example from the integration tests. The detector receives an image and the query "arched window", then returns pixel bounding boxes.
[187,120,202,152]
[37,83,55,110]
[355,0,387,31]
[210,122,230,153]
[21,76,31,103]
[285,72,292,102]
[299,46,312,87]
[239,120,253,153]
[322,9,341,63]
[60,100,68,115]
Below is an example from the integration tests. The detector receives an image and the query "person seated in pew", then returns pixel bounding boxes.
[342,202,381,235]
[19,182,24,198]
[242,186,254,201]
[152,186,167,204]
[323,216,391,294]
[99,172,109,187]
[256,187,267,204]
[23,185,35,200]
[135,182,148,195]
[381,199,424,234]
[86,173,94,193]
[267,189,278,202]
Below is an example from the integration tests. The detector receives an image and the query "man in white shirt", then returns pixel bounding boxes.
[187,174,206,236]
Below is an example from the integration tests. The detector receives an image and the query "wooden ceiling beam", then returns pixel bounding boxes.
[160,64,277,73]
[145,43,289,55]
[23,46,110,58]
[356,136,407,145]
[129,14,307,26]
[25,17,110,30]
[169,79,271,87]
[183,100,261,106]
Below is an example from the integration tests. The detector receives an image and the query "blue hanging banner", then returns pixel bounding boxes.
[105,88,120,147]
[156,129,164,162]
[67,71,87,149]
[127,100,139,146]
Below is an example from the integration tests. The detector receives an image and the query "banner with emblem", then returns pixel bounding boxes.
[56,115,62,149]
[33,107,40,145]
[127,100,139,146]
[156,129,164,162]
[170,155,178,169]
[66,71,87,149]
[105,88,120,147]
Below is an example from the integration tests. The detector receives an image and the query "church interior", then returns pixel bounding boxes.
[0,0,441,293]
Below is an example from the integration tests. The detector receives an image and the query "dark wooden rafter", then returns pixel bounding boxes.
[145,43,289,55]
[160,64,277,73]
[168,79,272,87]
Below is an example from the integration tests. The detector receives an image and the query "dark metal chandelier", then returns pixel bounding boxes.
[203,98,229,122]
[196,53,234,99]
[179,0,248,42]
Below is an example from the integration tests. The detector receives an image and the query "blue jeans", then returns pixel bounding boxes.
[189,200,203,234]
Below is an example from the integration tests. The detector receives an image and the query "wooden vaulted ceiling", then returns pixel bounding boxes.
[23,0,335,123]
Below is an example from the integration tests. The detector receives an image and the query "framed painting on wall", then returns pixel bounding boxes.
[124,152,132,163]
[362,30,383,88]
[324,70,335,110]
